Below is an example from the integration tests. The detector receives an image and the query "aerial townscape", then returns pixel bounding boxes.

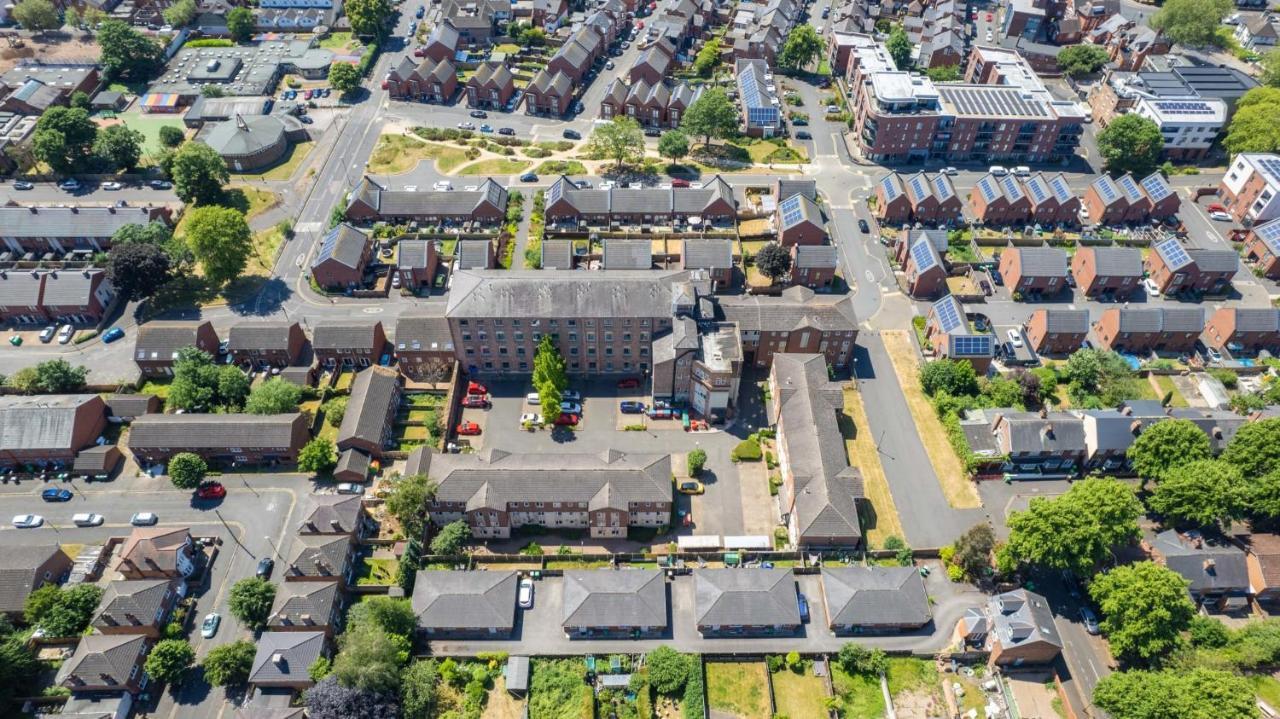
[9,0,1280,716]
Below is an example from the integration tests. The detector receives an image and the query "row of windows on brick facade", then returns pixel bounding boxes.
[465,344,648,357]
[473,360,651,371]
[457,318,655,328]
[460,331,650,343]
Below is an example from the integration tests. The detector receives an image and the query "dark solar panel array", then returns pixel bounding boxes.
[911,240,938,272]
[1140,173,1171,202]
[1157,238,1191,268]
[780,195,804,227]
[1151,101,1216,115]
[933,296,964,332]
[953,335,992,356]
[1094,177,1119,204]
[978,176,999,203]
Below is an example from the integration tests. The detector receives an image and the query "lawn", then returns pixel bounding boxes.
[405,393,444,407]
[319,31,357,51]
[247,225,287,275]
[228,186,280,222]
[105,111,187,157]
[771,667,829,719]
[832,667,886,719]
[138,379,172,400]
[485,676,526,719]
[355,557,399,586]
[841,386,904,547]
[367,134,471,174]
[1252,675,1280,711]
[886,658,944,707]
[457,158,533,176]
[706,662,770,719]
[232,140,315,181]
[732,138,808,165]
[529,659,594,719]
[397,425,430,441]
[533,160,587,175]
[1150,374,1188,407]
[881,330,982,508]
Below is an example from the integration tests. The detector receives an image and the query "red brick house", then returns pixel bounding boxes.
[393,313,456,381]
[1145,238,1238,295]
[875,174,912,224]
[1140,171,1180,219]
[345,177,509,225]
[117,527,197,580]
[466,62,515,109]
[133,320,221,377]
[902,172,962,225]
[396,240,439,292]
[970,174,1031,226]
[311,223,372,291]
[524,69,573,116]
[791,245,838,289]
[627,43,675,86]
[776,193,826,246]
[904,236,947,299]
[1083,175,1128,225]
[0,270,46,324]
[227,321,307,368]
[57,635,151,694]
[127,414,310,465]
[40,269,115,324]
[337,366,402,459]
[998,247,1069,295]
[682,238,735,290]
[384,56,458,103]
[313,320,387,369]
[546,38,593,82]
[1115,173,1153,223]
[1243,219,1280,279]
[1024,309,1089,354]
[92,579,182,638]
[1203,307,1280,354]
[925,295,993,372]
[1092,307,1205,353]
[421,20,461,63]
[0,544,73,619]
[1071,246,1142,299]
[1023,173,1081,226]
[0,394,107,467]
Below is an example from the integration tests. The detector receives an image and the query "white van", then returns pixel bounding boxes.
[989,166,1008,176]
[1014,166,1031,177]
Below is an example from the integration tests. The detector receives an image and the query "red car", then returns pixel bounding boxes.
[616,377,641,389]
[671,178,690,188]
[1207,203,1228,213]
[196,482,226,499]
[467,381,488,396]
[985,12,992,20]
[462,395,490,409]
[413,47,427,57]
[554,413,579,426]
[456,421,482,436]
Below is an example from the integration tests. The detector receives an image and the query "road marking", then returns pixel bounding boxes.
[362,306,385,314]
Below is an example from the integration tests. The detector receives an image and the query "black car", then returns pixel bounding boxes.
[469,109,488,119]
[989,269,1004,285]
[563,129,582,140]
[498,127,516,136]
[795,130,812,139]
[256,557,274,579]
[644,127,661,137]
[857,219,870,233]
[979,279,993,295]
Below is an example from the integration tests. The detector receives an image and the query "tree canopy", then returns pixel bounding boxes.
[28,359,88,393]
[1148,459,1244,528]
[298,438,337,473]
[162,0,198,27]
[169,141,229,206]
[920,358,981,398]
[385,473,435,539]
[182,205,250,285]
[98,21,164,80]
[754,242,792,284]
[167,452,208,490]
[836,643,889,676]
[658,130,690,161]
[401,660,439,719]
[145,639,195,684]
[692,37,722,77]
[680,88,738,147]
[329,62,362,95]
[1127,418,1212,482]
[1097,114,1164,178]
[227,577,276,630]
[202,640,255,686]
[1225,87,1280,155]
[33,106,97,174]
[168,346,250,411]
[245,377,302,414]
[1056,44,1110,77]
[94,123,145,172]
[646,647,693,695]
[226,7,254,41]
[305,677,399,719]
[951,523,997,580]
[331,625,406,695]
[1093,668,1258,719]
[1090,561,1196,664]
[1221,417,1280,478]
[429,519,470,555]
[586,116,644,168]
[1005,477,1142,576]
[12,0,61,33]
[1150,0,1232,48]
[347,596,417,638]
[106,242,173,301]
[344,0,392,37]
[886,25,912,70]
[27,584,102,637]
[778,24,822,71]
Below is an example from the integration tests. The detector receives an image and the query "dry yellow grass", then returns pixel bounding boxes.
[880,330,982,509]
[483,677,526,719]
[841,385,904,547]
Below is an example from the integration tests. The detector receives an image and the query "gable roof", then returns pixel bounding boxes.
[1151,530,1250,593]
[1036,309,1090,335]
[683,238,734,270]
[0,544,67,614]
[313,223,368,271]
[447,269,683,318]
[995,411,1086,454]
[118,526,191,575]
[718,286,858,333]
[298,494,363,534]
[694,568,801,627]
[133,321,215,363]
[128,414,304,451]
[1012,247,1068,277]
[541,239,574,269]
[821,567,931,627]
[249,631,325,685]
[337,366,399,449]
[348,176,508,218]
[411,569,517,630]
[284,534,352,579]
[794,244,839,268]
[457,240,493,269]
[602,239,652,270]
[1087,246,1143,276]
[311,320,383,352]
[0,394,101,453]
[228,322,301,352]
[562,569,667,629]
[989,589,1061,650]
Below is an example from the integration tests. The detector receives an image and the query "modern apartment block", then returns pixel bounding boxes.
[851,43,1085,163]
[1221,153,1280,226]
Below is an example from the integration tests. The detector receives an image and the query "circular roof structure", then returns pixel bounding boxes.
[203,114,288,159]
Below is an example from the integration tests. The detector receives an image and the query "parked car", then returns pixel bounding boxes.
[130,512,159,526]
[677,480,704,494]
[12,514,43,528]
[38,325,56,343]
[1209,210,1232,222]
[943,166,958,175]
[41,488,73,502]
[479,124,493,133]
[13,180,32,190]
[560,401,582,414]
[101,181,123,190]
[1142,277,1161,296]
[467,381,488,395]
[58,179,80,191]
[979,280,993,295]
[72,513,104,527]
[563,129,582,140]
[520,412,542,425]
[462,395,490,409]
[1206,346,1224,363]
[457,121,475,130]
[1006,328,1024,348]
[795,130,812,140]
[149,180,172,189]
[102,327,125,343]
[988,166,1008,176]
[1013,166,1031,177]
[257,557,274,578]
[525,392,540,403]
[620,400,645,413]
[57,325,74,344]
[797,593,810,622]
[457,421,482,435]
[518,577,534,608]
[554,413,579,426]
[671,178,690,188]
[857,219,870,233]
[336,482,363,494]
[616,377,640,389]
[520,172,538,182]
[195,481,226,499]
[1079,607,1100,635]
[561,390,581,401]
[1207,202,1228,213]
[201,613,221,639]
[498,127,516,135]
[989,269,1003,286]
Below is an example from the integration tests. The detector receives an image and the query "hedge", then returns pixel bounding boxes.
[730,437,762,462]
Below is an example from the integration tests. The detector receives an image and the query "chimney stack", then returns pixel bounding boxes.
[272,652,285,665]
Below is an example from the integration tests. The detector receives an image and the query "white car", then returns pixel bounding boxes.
[336,483,363,495]
[57,324,74,344]
[1206,347,1224,363]
[1143,277,1161,296]
[520,412,543,425]
[59,179,80,191]
[12,514,43,528]
[201,612,221,639]
[72,513,104,527]
[525,392,540,404]
[403,185,418,192]
[560,401,582,415]
[1209,210,1232,222]
[599,180,616,190]
[989,166,1008,176]
[1013,166,1031,177]
[518,577,534,608]
[433,180,453,191]
[1006,329,1024,348]
[942,167,958,176]
[130,512,158,526]
[101,181,123,190]
[464,185,479,192]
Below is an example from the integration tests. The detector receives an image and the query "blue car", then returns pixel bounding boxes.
[102,327,125,343]
[42,488,73,502]
[619,401,645,414]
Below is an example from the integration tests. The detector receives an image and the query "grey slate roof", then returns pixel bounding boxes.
[997,411,1086,455]
[0,206,165,239]
[718,286,858,333]
[228,322,300,352]
[41,270,109,307]
[93,579,175,629]
[1162,307,1206,333]
[284,534,352,579]
[602,239,653,270]
[411,570,517,630]
[1150,530,1250,593]
[0,544,65,614]
[821,567,931,627]
[103,394,158,419]
[394,313,454,354]
[1187,248,1240,274]
[269,581,339,628]
[337,366,399,449]
[694,568,801,627]
[349,177,508,218]
[298,494,363,535]
[779,193,824,231]
[989,589,1061,651]
[540,239,574,269]
[456,240,493,270]
[0,271,43,306]
[311,321,382,352]
[249,631,325,685]
[683,238,734,270]
[562,569,667,630]
[334,448,369,479]
[128,414,303,451]
[771,354,862,542]
[1075,408,1164,456]
[1013,247,1068,277]
[57,634,148,688]
[447,269,684,319]
[1232,308,1280,332]
[397,240,433,270]
[1088,247,1143,276]
[0,394,100,452]
[134,321,214,363]
[312,223,368,271]
[794,244,839,268]
[1038,309,1090,335]
[777,179,818,202]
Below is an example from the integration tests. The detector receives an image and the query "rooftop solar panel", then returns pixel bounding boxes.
[999,175,1024,202]
[908,174,929,202]
[1025,176,1049,204]
[931,174,954,200]
[1048,174,1073,202]
[978,176,998,203]
[1156,238,1191,269]
[911,240,938,272]
[1115,174,1143,202]
[1256,218,1280,245]
[1094,176,1119,204]
[952,335,992,357]
[780,195,804,227]
[881,175,901,201]
[547,178,564,205]
[932,296,964,332]
[1259,158,1280,186]
[1152,100,1215,115]
[1139,173,1172,202]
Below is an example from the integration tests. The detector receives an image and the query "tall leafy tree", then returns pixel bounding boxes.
[12,0,60,33]
[692,37,722,77]
[646,647,692,694]
[1090,561,1196,664]
[346,596,417,638]
[167,452,208,489]
[533,334,567,393]
[1056,44,1110,77]
[586,116,644,168]
[754,242,792,284]
[385,473,435,539]
[401,660,439,719]
[1221,417,1280,478]
[1225,87,1280,155]
[162,0,197,27]
[182,205,250,285]
[144,639,195,684]
[169,141,229,205]
[778,24,822,71]
[920,358,980,397]
[106,242,172,301]
[1093,668,1258,719]
[886,25,912,70]
[344,0,392,37]
[159,124,186,148]
[226,7,254,41]
[1097,114,1164,178]
[951,523,997,580]
[331,625,406,694]
[245,377,303,414]
[32,359,87,392]
[202,640,255,686]
[112,221,174,247]
[1249,469,1280,519]
[298,438,337,473]
[98,21,164,80]
[227,577,276,630]
[1005,477,1142,576]
[1148,459,1244,528]
[429,520,470,555]
[1150,0,1232,48]
[33,106,98,174]
[94,124,145,172]
[680,88,738,148]
[658,130,689,161]
[1127,418,1211,483]
[328,62,361,95]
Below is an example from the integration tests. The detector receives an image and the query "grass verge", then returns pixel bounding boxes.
[457,158,533,176]
[841,385,904,547]
[832,666,885,719]
[367,134,470,174]
[233,140,315,181]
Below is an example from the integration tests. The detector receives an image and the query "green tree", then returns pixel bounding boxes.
[778,24,822,71]
[0,633,40,708]
[68,90,90,110]
[162,0,197,26]
[586,116,644,168]
[63,7,80,30]
[98,21,164,80]
[94,123,145,172]
[202,640,255,686]
[36,584,102,637]
[518,26,546,46]
[692,37,722,77]
[1221,417,1280,478]
[12,0,61,33]
[344,0,392,37]
[298,438,337,473]
[6,367,39,394]
[167,452,208,489]
[1127,418,1212,482]
[227,577,276,630]
[539,383,562,426]
[1056,44,1110,77]
[952,523,996,580]
[1150,0,1231,47]
[245,377,303,414]
[1005,477,1142,576]
[886,25,912,70]
[980,376,1023,408]
[924,64,961,82]
[226,6,254,41]
[920,358,980,397]
[385,473,435,539]
[1093,668,1258,719]
[1225,87,1280,155]
[1097,114,1164,177]
[159,124,186,148]
[217,364,250,407]
[429,519,470,555]
[23,584,61,625]
[836,644,888,676]
[680,88,738,147]
[658,130,690,161]
[402,659,439,719]
[328,62,361,95]
[347,596,417,638]
[33,359,87,392]
[322,396,348,427]
[687,448,707,476]
[331,625,405,694]
[144,639,196,684]
[309,656,333,682]
[169,141,229,205]
[1148,459,1244,528]
[754,242,792,284]
[646,647,691,694]
[1248,469,1280,519]
[533,334,568,393]
[106,242,172,301]
[113,221,174,247]
[168,347,220,411]
[1090,561,1196,664]
[183,205,250,285]
[33,106,97,174]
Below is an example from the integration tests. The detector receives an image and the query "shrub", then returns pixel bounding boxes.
[730,437,762,462]
[687,449,707,476]
[1209,368,1238,389]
